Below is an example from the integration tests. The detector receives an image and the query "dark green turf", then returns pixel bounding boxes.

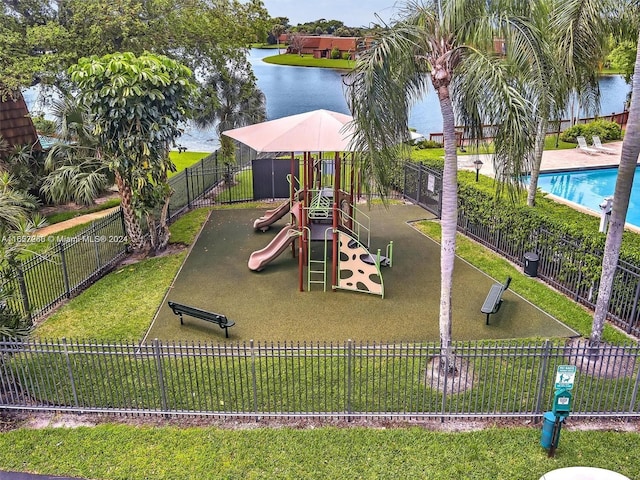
[147,204,577,343]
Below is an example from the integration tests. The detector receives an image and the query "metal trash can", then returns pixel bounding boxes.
[524,252,539,277]
[540,411,564,449]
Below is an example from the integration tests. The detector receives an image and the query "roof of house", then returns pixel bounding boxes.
[0,90,42,157]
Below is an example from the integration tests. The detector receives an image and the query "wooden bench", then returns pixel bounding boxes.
[481,277,511,325]
[168,301,235,338]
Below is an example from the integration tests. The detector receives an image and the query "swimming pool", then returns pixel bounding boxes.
[534,166,640,228]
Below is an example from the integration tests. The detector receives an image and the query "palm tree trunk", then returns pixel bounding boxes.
[438,86,457,369]
[114,171,146,252]
[590,35,640,347]
[526,118,548,207]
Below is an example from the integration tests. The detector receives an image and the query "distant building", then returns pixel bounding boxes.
[0,89,42,159]
[282,34,373,60]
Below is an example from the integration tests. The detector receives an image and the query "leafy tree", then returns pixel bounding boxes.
[348,0,538,368]
[608,40,637,83]
[69,52,195,254]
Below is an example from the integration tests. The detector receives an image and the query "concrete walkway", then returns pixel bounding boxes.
[34,207,120,237]
[459,140,626,176]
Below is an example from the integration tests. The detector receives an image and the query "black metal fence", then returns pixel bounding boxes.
[402,162,442,217]
[458,212,640,338]
[1,338,638,418]
[6,210,129,322]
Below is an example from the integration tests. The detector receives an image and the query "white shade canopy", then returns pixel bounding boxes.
[222,109,358,153]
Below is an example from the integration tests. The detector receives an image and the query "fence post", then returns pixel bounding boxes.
[62,338,79,408]
[346,339,353,421]
[153,338,168,413]
[58,241,71,299]
[15,264,31,324]
[440,353,449,422]
[534,340,552,417]
[250,339,259,420]
[626,279,640,334]
[185,167,191,209]
[93,221,101,270]
[628,350,640,418]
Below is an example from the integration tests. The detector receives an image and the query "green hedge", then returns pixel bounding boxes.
[418,159,640,270]
[559,120,622,143]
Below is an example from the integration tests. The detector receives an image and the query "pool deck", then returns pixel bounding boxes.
[459,140,626,176]
[459,140,640,231]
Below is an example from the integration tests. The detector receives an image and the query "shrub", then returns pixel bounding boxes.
[330,47,341,59]
[415,139,443,149]
[560,120,622,143]
[342,52,351,60]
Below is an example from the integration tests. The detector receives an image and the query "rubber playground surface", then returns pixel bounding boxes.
[148,204,578,343]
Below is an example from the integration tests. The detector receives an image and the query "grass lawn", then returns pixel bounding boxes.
[168,150,209,177]
[33,208,211,341]
[0,423,637,479]
[263,53,354,69]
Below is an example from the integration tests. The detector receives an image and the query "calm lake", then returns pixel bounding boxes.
[25,48,632,152]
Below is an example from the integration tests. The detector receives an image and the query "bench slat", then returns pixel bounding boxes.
[481,276,511,325]
[168,301,235,337]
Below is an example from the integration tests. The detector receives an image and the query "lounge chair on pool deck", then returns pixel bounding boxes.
[592,136,616,154]
[576,136,599,155]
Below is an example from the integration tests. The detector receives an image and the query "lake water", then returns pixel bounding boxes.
[24,48,631,152]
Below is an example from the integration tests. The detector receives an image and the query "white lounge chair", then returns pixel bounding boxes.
[592,136,616,154]
[576,136,599,155]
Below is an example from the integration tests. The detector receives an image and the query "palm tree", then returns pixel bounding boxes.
[347,0,540,368]
[523,0,607,207]
[193,58,266,164]
[40,95,113,206]
[0,172,46,337]
[591,34,640,347]
[553,0,639,347]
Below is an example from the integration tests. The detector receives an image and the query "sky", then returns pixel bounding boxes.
[260,0,400,27]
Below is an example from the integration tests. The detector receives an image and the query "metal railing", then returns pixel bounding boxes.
[428,110,629,145]
[458,212,640,338]
[1,338,638,419]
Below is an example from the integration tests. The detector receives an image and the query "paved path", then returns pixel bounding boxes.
[34,207,120,237]
[459,140,626,176]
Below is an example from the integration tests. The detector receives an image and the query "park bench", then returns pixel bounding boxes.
[168,301,235,338]
[481,277,511,325]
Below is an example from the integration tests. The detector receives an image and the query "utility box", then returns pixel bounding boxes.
[524,252,539,277]
[552,389,572,417]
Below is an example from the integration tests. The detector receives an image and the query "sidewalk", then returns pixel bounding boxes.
[34,207,120,237]
[459,140,625,177]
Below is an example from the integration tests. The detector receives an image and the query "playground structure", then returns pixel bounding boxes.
[247,152,393,298]
[224,110,393,298]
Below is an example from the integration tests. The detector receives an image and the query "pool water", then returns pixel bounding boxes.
[534,167,640,228]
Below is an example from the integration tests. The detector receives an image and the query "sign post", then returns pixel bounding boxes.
[542,365,576,457]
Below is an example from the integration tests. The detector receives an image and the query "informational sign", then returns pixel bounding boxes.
[555,365,577,390]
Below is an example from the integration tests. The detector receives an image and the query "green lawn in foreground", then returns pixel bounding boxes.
[0,424,637,480]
